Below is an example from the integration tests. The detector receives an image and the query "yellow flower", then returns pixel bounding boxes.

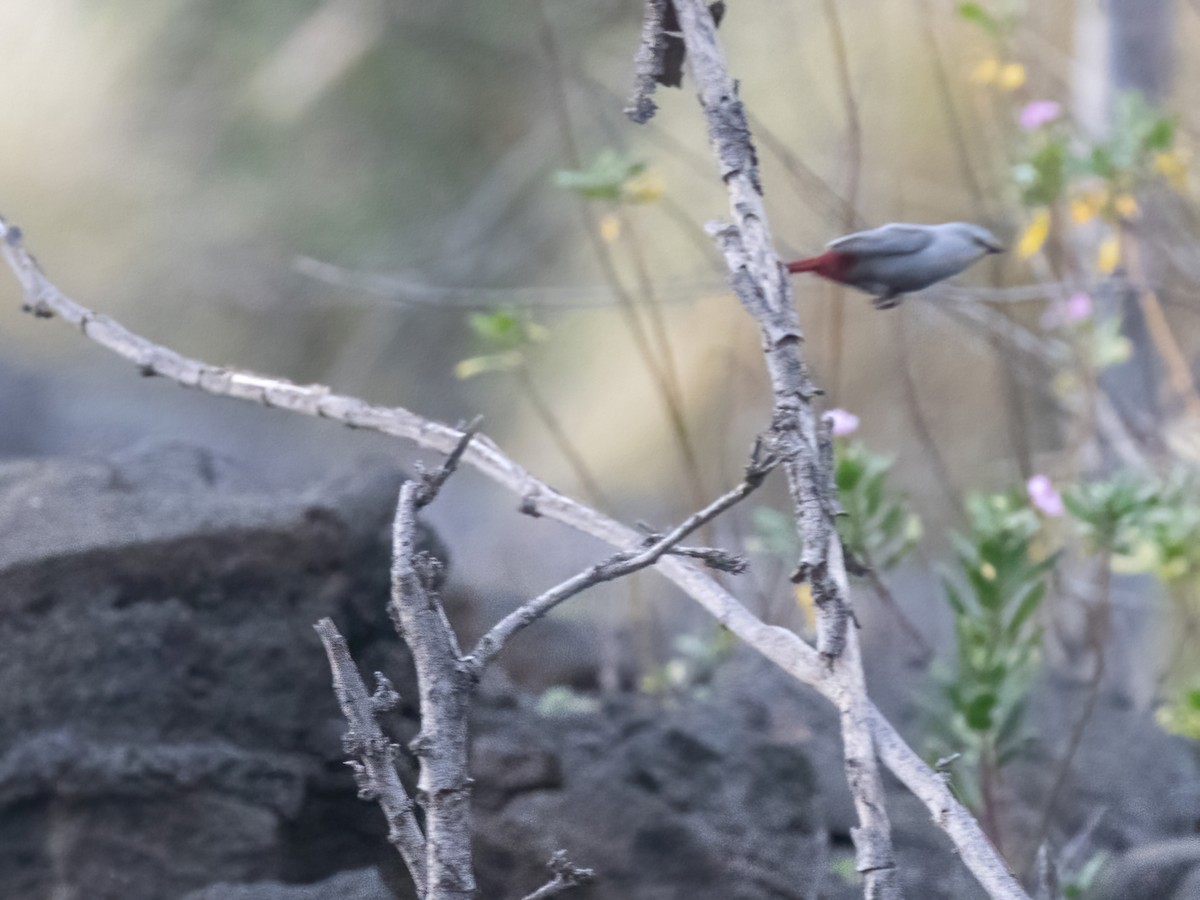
[998,63,1026,91]
[1097,234,1121,274]
[623,169,666,204]
[1153,149,1190,191]
[599,214,621,243]
[972,57,1000,84]
[1113,194,1139,220]
[1017,208,1051,258]
[1070,193,1102,224]
[980,562,997,581]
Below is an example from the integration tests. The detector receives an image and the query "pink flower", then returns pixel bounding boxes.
[1020,100,1062,131]
[1040,292,1093,329]
[825,408,860,437]
[1027,475,1064,517]
[1065,291,1093,322]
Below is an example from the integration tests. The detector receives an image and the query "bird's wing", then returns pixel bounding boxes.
[827,223,935,256]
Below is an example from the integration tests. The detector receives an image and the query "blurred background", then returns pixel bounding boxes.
[5,1,1200,894]
[3,0,1199,558]
[0,0,1196,727]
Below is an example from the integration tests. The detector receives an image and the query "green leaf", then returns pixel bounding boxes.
[467,308,548,352]
[835,440,918,570]
[468,308,522,343]
[454,351,524,380]
[1088,145,1116,180]
[554,149,646,201]
[1144,116,1176,152]
[957,2,1001,35]
[836,454,865,492]
[964,692,997,731]
[1019,138,1068,207]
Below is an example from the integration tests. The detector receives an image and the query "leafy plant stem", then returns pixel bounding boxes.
[514,363,611,510]
[1026,545,1113,876]
[980,742,1004,856]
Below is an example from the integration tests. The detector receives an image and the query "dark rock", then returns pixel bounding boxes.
[1171,864,1200,900]
[0,443,416,900]
[0,442,834,900]
[1092,836,1200,900]
[25,440,1194,899]
[471,685,827,900]
[471,731,563,799]
[182,867,392,899]
[1005,671,1200,868]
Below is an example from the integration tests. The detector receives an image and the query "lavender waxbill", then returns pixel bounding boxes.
[786,222,1005,309]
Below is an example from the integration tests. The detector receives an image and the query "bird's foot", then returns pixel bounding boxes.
[872,294,902,310]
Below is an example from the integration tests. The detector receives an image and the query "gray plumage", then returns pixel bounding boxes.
[789,221,1005,309]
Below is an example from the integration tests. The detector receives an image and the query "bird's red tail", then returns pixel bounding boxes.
[785,250,853,283]
[786,256,824,274]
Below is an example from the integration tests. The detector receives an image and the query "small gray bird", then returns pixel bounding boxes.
[786,222,1005,309]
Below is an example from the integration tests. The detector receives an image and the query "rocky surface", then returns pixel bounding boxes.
[0,443,419,900]
[2,442,1199,899]
[0,443,830,900]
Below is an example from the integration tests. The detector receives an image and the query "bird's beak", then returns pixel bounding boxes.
[985,240,1006,254]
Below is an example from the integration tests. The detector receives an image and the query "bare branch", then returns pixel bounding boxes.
[871,711,1028,899]
[0,215,1026,896]
[626,0,671,123]
[415,417,481,508]
[390,481,474,898]
[664,544,747,573]
[625,1,727,124]
[520,851,596,900]
[466,441,776,674]
[313,618,427,894]
[666,2,900,896]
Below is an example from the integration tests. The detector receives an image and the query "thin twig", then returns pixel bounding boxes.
[618,207,708,506]
[664,544,748,573]
[466,440,776,673]
[415,417,481,506]
[913,0,988,210]
[1,207,1026,899]
[520,850,596,900]
[533,0,709,516]
[821,0,863,397]
[862,567,932,664]
[513,365,611,510]
[313,619,428,894]
[747,110,865,232]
